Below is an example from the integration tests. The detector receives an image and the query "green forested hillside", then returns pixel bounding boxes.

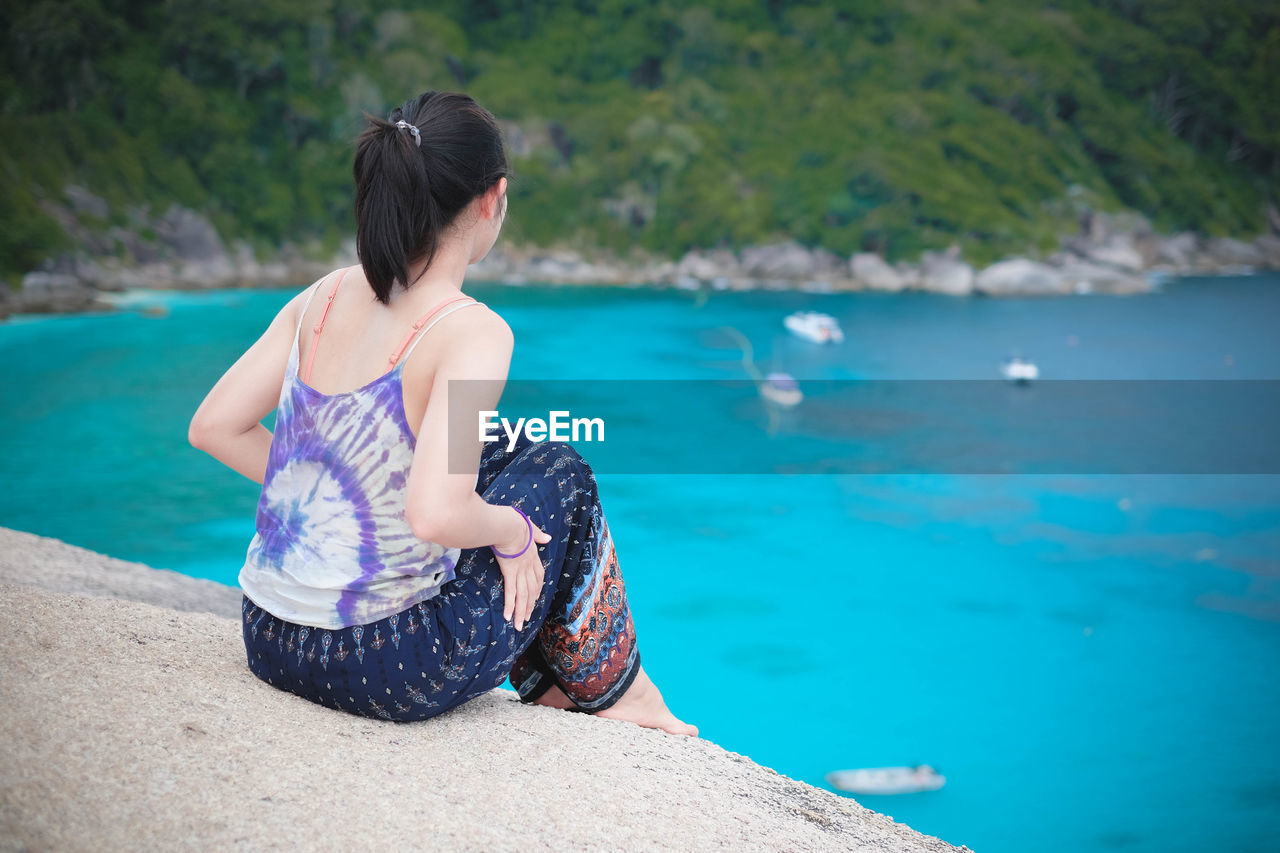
[2,0,1276,280]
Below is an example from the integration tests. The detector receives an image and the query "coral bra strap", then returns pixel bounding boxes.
[303,268,475,383]
[387,295,476,367]
[302,266,351,385]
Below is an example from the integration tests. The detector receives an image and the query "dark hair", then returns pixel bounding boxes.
[353,91,509,305]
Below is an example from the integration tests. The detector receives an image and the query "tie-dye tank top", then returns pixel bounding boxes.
[238,268,482,629]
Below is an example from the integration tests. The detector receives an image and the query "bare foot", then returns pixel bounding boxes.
[593,665,699,737]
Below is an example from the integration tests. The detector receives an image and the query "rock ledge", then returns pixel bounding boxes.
[0,527,967,852]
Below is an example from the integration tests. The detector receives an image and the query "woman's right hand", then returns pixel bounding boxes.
[492,507,552,631]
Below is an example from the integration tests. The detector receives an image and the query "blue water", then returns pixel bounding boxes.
[3,275,1278,852]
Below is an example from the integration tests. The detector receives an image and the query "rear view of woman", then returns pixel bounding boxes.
[188,90,696,737]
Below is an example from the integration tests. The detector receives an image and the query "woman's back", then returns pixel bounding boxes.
[237,265,486,629]
[197,88,694,734]
[294,264,488,436]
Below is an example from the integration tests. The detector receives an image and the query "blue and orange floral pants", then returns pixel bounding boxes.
[241,431,641,722]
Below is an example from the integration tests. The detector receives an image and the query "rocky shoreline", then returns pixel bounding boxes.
[4,189,1278,318]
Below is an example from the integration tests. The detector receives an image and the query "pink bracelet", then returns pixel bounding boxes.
[492,506,533,559]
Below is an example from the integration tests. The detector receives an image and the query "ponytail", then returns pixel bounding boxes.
[352,92,510,306]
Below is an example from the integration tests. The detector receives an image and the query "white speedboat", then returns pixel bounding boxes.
[759,371,802,407]
[1000,356,1039,384]
[784,311,844,344]
[825,765,945,795]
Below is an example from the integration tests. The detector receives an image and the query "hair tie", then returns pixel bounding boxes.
[395,119,421,147]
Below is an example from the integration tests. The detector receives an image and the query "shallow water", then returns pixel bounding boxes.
[2,274,1278,852]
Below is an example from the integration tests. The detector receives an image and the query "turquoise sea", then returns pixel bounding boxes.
[2,273,1278,852]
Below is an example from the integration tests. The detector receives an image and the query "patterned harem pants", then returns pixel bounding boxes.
[241,431,641,721]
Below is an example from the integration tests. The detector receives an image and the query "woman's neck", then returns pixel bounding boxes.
[377,240,474,311]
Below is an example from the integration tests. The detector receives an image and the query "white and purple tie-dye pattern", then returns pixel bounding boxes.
[238,284,480,629]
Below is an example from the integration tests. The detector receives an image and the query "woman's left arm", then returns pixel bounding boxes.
[188,289,306,485]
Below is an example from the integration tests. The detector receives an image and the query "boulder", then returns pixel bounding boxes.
[676,249,728,281]
[850,253,907,291]
[1063,210,1156,270]
[154,205,226,263]
[15,271,100,313]
[1204,237,1265,268]
[973,259,1070,296]
[1084,234,1145,272]
[918,247,974,296]
[1052,259,1151,295]
[173,254,239,289]
[109,225,166,264]
[739,241,839,279]
[630,258,676,285]
[0,529,966,853]
[1154,232,1200,270]
[1253,234,1280,268]
[1079,209,1110,244]
[69,258,123,292]
[893,261,923,290]
[1130,231,1163,268]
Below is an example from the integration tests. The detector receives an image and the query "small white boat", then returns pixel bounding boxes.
[759,371,802,407]
[784,311,844,344]
[1000,356,1039,384]
[826,765,945,796]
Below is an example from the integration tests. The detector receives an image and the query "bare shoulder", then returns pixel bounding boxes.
[280,273,332,326]
[441,301,514,350]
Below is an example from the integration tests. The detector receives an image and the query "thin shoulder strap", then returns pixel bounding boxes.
[302,266,352,384]
[392,300,483,367]
[292,275,328,343]
[386,294,478,366]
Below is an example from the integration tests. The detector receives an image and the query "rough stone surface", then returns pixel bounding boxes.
[850,252,908,291]
[1255,234,1280,267]
[154,204,226,262]
[918,248,974,296]
[675,248,728,281]
[0,527,242,619]
[1083,235,1145,272]
[740,241,840,279]
[1051,258,1151,295]
[12,185,1278,309]
[14,271,106,314]
[974,259,1070,296]
[1153,232,1201,270]
[0,527,969,852]
[1203,236,1266,268]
